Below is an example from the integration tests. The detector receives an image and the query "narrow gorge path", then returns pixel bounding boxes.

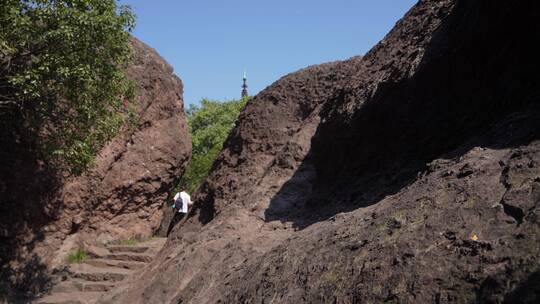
[35,237,167,304]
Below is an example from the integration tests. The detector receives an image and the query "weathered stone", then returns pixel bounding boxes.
[107,1,540,303]
[0,37,191,296]
[85,246,110,259]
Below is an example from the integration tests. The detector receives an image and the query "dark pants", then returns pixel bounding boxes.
[166,210,186,236]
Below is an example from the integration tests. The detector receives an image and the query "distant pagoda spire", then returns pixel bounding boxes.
[241,70,248,98]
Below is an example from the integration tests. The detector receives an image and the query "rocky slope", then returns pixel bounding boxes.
[0,38,191,298]
[107,0,540,303]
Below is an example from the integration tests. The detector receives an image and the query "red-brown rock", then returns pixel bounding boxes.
[0,37,191,297]
[106,1,540,303]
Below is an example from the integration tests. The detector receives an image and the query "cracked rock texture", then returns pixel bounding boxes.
[0,38,190,296]
[106,0,540,303]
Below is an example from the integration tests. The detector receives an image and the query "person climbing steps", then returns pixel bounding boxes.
[167,190,193,236]
[172,190,192,213]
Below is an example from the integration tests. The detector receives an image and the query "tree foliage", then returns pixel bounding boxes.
[0,0,136,174]
[179,97,248,193]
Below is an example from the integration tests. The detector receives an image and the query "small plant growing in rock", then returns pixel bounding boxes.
[67,248,88,264]
[119,238,139,246]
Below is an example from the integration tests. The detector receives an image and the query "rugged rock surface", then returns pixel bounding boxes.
[35,237,167,304]
[0,38,190,298]
[109,0,540,303]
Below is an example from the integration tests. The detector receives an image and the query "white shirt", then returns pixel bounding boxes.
[173,191,191,213]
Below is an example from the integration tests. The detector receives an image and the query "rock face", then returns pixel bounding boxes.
[62,37,191,245]
[110,0,540,303]
[0,38,190,297]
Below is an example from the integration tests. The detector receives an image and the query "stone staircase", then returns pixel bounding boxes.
[35,237,167,304]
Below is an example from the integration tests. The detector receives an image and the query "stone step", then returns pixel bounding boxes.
[35,237,168,303]
[36,291,104,304]
[84,258,147,270]
[85,245,110,259]
[139,237,167,251]
[51,279,115,293]
[69,264,132,282]
[73,271,127,283]
[106,245,149,253]
[105,252,153,263]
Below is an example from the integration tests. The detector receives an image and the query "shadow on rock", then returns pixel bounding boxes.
[503,269,540,304]
[0,112,61,299]
[266,0,540,230]
[0,254,52,302]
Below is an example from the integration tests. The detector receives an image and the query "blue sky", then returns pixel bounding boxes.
[120,0,417,106]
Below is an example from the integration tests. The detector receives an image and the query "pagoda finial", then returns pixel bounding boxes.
[241,70,248,98]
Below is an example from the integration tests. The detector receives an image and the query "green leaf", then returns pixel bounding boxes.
[177,97,249,193]
[0,0,137,175]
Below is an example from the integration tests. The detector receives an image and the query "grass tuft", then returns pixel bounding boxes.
[67,248,88,264]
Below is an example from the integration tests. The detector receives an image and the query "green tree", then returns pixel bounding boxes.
[0,0,136,174]
[179,97,248,193]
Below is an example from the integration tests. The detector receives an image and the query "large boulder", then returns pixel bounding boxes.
[106,0,540,303]
[59,37,192,245]
[0,37,191,296]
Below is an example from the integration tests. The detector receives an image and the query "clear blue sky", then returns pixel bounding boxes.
[120,0,417,106]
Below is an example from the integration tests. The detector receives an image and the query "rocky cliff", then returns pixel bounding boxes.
[108,0,540,303]
[0,38,191,297]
